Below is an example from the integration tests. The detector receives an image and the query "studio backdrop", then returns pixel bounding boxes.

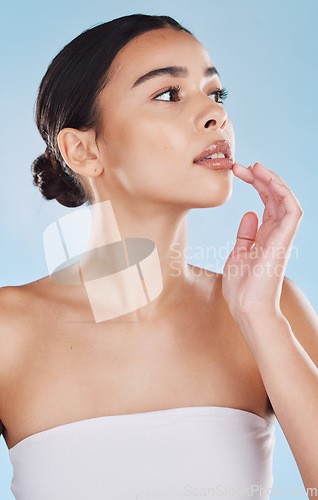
[0,1,317,499]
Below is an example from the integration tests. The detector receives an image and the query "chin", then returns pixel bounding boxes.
[189,172,233,209]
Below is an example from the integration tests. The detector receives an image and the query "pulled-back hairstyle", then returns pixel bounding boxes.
[31,14,192,207]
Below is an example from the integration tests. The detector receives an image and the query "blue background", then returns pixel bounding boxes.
[0,0,317,497]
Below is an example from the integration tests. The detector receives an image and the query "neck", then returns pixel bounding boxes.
[76,197,192,322]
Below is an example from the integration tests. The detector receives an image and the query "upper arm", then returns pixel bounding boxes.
[0,285,30,435]
[0,287,17,433]
[0,287,12,437]
[280,276,318,368]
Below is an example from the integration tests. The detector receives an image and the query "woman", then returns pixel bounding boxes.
[0,13,317,500]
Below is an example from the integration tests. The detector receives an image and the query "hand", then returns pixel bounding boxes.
[222,162,303,320]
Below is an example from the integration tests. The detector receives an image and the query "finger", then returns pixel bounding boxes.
[232,211,258,254]
[233,163,280,206]
[259,179,303,251]
[258,176,285,222]
[233,162,302,230]
[252,162,286,186]
[234,162,285,187]
[232,163,254,183]
[251,163,302,217]
[261,196,282,223]
[266,176,303,225]
[233,163,281,214]
[268,178,304,224]
[244,164,295,219]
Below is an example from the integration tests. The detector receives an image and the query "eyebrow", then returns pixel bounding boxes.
[131,65,219,89]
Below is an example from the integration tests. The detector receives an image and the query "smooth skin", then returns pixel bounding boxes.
[0,28,317,493]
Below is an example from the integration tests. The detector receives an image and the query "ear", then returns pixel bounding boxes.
[57,128,104,178]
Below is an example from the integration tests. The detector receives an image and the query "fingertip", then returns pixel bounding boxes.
[253,161,265,169]
[233,162,246,169]
[231,162,240,173]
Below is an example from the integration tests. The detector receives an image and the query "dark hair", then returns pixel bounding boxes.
[31,14,192,207]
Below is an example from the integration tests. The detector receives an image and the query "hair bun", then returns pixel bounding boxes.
[31,152,86,208]
[31,152,52,188]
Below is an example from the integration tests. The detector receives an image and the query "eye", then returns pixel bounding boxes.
[154,85,181,102]
[153,85,229,104]
[209,87,229,104]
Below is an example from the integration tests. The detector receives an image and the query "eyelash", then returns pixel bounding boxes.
[154,85,229,104]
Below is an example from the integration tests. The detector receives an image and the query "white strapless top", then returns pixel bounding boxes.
[9,406,275,500]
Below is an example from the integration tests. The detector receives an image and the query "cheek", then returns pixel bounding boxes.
[104,119,192,199]
[107,112,187,169]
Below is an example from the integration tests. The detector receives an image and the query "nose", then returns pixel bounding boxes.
[193,96,227,132]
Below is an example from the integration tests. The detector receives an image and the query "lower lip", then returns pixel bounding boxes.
[194,158,233,170]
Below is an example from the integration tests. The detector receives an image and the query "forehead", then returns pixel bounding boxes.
[107,28,214,85]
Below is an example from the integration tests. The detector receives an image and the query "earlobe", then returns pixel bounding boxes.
[57,128,103,178]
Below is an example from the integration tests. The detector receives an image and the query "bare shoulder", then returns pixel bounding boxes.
[0,283,34,332]
[0,283,39,435]
[280,276,318,367]
[0,278,53,385]
[190,269,318,381]
[0,281,46,366]
[188,267,318,355]
[0,278,51,324]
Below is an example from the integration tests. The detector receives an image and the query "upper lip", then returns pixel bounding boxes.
[193,140,233,163]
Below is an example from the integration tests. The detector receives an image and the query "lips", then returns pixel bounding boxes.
[193,140,234,170]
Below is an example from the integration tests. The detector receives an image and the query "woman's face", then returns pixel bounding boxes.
[94,28,235,210]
